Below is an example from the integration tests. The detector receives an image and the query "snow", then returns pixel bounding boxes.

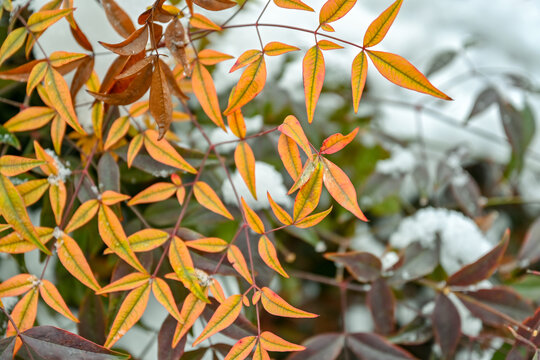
[44,149,72,185]
[376,146,417,175]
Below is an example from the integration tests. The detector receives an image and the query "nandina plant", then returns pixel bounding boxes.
[0,0,538,359]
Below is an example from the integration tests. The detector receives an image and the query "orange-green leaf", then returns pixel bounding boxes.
[367,50,452,100]
[128,228,169,252]
[128,182,176,206]
[293,162,323,221]
[96,272,150,295]
[92,102,104,139]
[288,158,316,194]
[27,8,73,32]
[4,106,55,132]
[169,235,208,302]
[294,206,332,228]
[17,179,50,207]
[227,110,246,139]
[0,227,53,254]
[229,50,261,73]
[49,181,66,225]
[263,41,300,56]
[6,288,38,336]
[98,205,146,273]
[224,336,257,360]
[192,62,225,130]
[273,0,313,11]
[186,237,228,253]
[0,174,50,254]
[319,0,356,24]
[303,46,325,123]
[320,128,359,155]
[34,140,57,176]
[259,235,288,278]
[235,142,257,199]
[64,199,99,233]
[278,115,312,157]
[260,331,305,352]
[100,190,130,206]
[267,192,292,225]
[0,274,37,298]
[227,245,253,284]
[39,279,78,322]
[253,341,270,360]
[193,181,234,220]
[173,293,207,346]
[56,234,101,291]
[44,66,86,134]
[49,51,87,68]
[363,0,403,47]
[104,116,130,150]
[27,61,48,95]
[0,27,26,67]
[152,277,182,321]
[321,23,335,32]
[127,133,144,168]
[317,39,343,50]
[104,281,151,348]
[198,49,234,66]
[209,278,226,303]
[50,114,65,154]
[192,294,243,346]
[190,13,222,31]
[224,56,267,115]
[0,156,45,176]
[277,134,302,182]
[241,198,264,234]
[260,287,317,318]
[351,51,368,113]
[321,157,367,221]
[144,129,196,173]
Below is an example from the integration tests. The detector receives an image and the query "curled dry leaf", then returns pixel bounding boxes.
[192,0,236,11]
[149,60,172,140]
[88,64,152,105]
[165,18,191,76]
[99,25,149,56]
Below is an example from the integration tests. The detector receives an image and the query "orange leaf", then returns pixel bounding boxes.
[64,199,99,233]
[293,162,323,221]
[127,228,169,252]
[224,336,257,360]
[321,157,367,221]
[192,294,243,346]
[6,288,38,336]
[227,245,253,284]
[56,233,101,291]
[273,0,313,11]
[49,51,87,68]
[186,237,228,253]
[0,274,37,298]
[320,128,359,155]
[104,281,151,348]
[98,205,146,273]
[209,278,226,303]
[152,277,182,321]
[192,62,225,130]
[102,0,136,39]
[351,51,368,113]
[17,179,50,207]
[263,42,300,56]
[127,133,144,168]
[253,341,270,360]
[235,142,257,199]
[320,23,335,32]
[278,115,312,157]
[367,50,452,100]
[128,182,176,206]
[169,235,208,302]
[27,8,73,32]
[129,101,149,117]
[252,290,261,305]
[302,46,325,123]
[50,114,65,154]
[34,140,57,176]
[0,175,50,254]
[4,106,55,132]
[27,61,48,95]
[150,60,173,140]
[259,235,288,278]
[101,190,130,206]
[241,198,265,234]
[198,49,234,66]
[99,25,148,56]
[0,156,45,176]
[44,66,86,134]
[319,0,356,24]
[227,110,246,139]
[104,116,130,150]
[288,158,317,194]
[260,287,317,318]
[229,50,261,73]
[96,272,150,294]
[317,39,343,50]
[267,192,292,225]
[39,279,78,322]
[363,0,403,47]
[49,181,67,225]
[224,56,267,115]
[173,292,207,346]
[144,130,196,173]
[277,134,302,182]
[193,181,234,220]
[0,227,53,254]
[260,331,305,352]
[294,206,332,228]
[190,13,222,31]
[0,27,26,67]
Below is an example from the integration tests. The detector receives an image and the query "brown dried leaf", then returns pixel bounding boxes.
[192,0,236,11]
[99,25,148,56]
[164,18,191,76]
[88,64,152,105]
[150,60,172,140]
[102,0,136,39]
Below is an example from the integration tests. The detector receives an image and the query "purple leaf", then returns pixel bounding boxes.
[324,252,381,282]
[367,278,395,335]
[347,333,416,360]
[158,315,186,360]
[433,293,461,358]
[287,333,344,360]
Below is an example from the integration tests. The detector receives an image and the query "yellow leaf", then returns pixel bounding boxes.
[6,288,38,336]
[49,181,66,225]
[100,190,130,205]
[224,336,257,360]
[104,281,151,348]
[0,156,45,176]
[168,235,208,302]
[0,227,53,253]
[267,192,292,225]
[198,49,234,66]
[258,235,288,278]
[104,116,130,150]
[26,61,48,95]
[64,199,99,233]
[96,272,150,294]
[17,179,49,206]
[0,27,26,67]
[227,245,253,284]
[363,0,403,47]
[127,133,144,168]
[241,198,264,234]
[235,142,257,199]
[273,0,313,11]
[192,62,225,130]
[56,233,101,291]
[263,41,300,56]
[50,114,65,154]
[319,0,356,24]
[224,56,266,115]
[294,206,332,228]
[129,101,149,117]
[303,46,325,123]
[128,182,176,206]
[152,277,182,321]
[278,115,312,157]
[49,51,87,68]
[39,279,78,322]
[192,294,243,346]
[193,181,234,220]
[4,106,55,132]
[260,331,305,352]
[0,273,37,298]
[186,237,228,253]
[98,205,146,273]
[190,13,222,31]
[144,129,196,173]
[27,8,73,32]
[0,174,50,254]
[34,140,57,176]
[288,158,316,194]
[351,51,368,113]
[229,50,261,73]
[260,287,317,318]
[92,101,104,139]
[128,228,169,252]
[293,162,323,221]
[173,292,207,346]
[367,50,452,100]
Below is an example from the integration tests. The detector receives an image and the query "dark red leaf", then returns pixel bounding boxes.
[324,251,381,282]
[77,293,106,346]
[388,243,438,284]
[158,315,186,360]
[433,293,461,358]
[466,86,499,121]
[518,217,540,268]
[287,333,344,360]
[367,278,395,335]
[347,333,416,360]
